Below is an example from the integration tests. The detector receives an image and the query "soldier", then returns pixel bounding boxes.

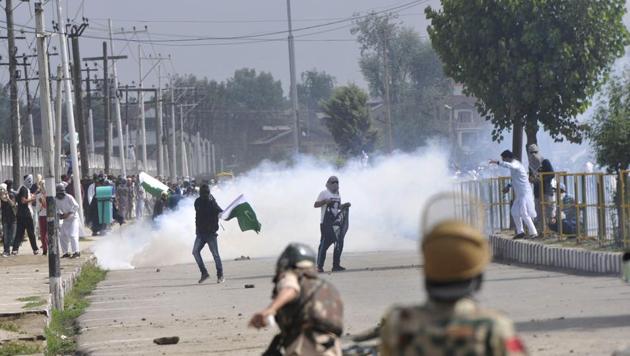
[249,243,344,356]
[380,195,527,355]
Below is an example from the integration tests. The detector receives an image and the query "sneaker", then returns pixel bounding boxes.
[11,251,18,256]
[33,250,39,255]
[198,274,209,284]
[217,276,225,284]
[42,251,47,256]
[1,252,9,257]
[317,267,324,273]
[61,253,70,258]
[513,233,526,240]
[331,266,346,272]
[527,234,539,240]
[70,252,81,259]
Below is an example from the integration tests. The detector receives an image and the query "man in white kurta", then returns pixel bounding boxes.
[56,183,81,258]
[491,150,538,239]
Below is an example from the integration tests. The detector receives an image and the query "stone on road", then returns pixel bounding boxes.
[77,251,630,355]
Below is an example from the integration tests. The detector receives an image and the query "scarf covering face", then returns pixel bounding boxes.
[326,176,339,194]
[24,175,34,189]
[527,144,542,172]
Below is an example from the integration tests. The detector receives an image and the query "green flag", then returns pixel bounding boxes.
[221,194,261,233]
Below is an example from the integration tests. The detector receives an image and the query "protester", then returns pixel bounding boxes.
[1,183,16,257]
[527,144,555,228]
[314,176,350,272]
[152,191,168,220]
[35,180,48,255]
[490,150,538,239]
[56,183,81,258]
[135,177,145,219]
[13,175,39,255]
[549,183,579,236]
[379,197,526,355]
[193,184,224,284]
[116,177,129,222]
[249,243,343,356]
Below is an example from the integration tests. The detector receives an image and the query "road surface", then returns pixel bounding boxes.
[77,250,630,355]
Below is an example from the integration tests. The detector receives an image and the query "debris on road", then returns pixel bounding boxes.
[153,336,179,345]
[234,256,250,261]
[244,284,255,289]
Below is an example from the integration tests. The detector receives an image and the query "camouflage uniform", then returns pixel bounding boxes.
[273,270,343,356]
[380,298,526,356]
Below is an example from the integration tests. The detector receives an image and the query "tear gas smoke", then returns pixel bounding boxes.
[93,146,452,270]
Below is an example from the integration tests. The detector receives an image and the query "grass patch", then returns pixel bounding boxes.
[0,321,20,333]
[45,263,107,355]
[0,341,42,356]
[17,296,47,310]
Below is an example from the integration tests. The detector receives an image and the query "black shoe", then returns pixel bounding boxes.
[42,251,47,256]
[513,233,526,240]
[331,266,346,272]
[71,252,81,258]
[33,250,39,255]
[61,253,71,258]
[198,274,209,284]
[317,267,324,273]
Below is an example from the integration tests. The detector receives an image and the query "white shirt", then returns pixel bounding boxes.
[56,194,79,220]
[498,159,532,197]
[316,189,340,223]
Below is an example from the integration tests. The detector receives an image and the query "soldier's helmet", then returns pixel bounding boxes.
[420,192,489,300]
[276,243,316,274]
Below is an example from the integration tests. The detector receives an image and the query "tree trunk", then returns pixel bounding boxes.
[511,106,523,162]
[525,120,539,149]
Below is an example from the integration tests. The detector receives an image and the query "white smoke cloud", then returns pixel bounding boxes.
[93,146,452,270]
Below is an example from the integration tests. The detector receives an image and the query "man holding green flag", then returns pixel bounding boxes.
[193,184,225,284]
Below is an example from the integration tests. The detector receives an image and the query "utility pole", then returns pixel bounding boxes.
[69,21,90,177]
[286,0,300,155]
[179,105,186,177]
[169,78,177,182]
[55,0,84,223]
[156,64,164,177]
[382,35,393,153]
[35,2,61,311]
[5,0,21,183]
[54,66,62,182]
[19,56,35,146]
[81,63,96,154]
[108,19,126,177]
[84,49,126,173]
[138,45,147,171]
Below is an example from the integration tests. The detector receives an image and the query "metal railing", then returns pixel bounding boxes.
[457,170,630,248]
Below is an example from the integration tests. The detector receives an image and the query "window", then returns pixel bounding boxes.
[457,110,473,123]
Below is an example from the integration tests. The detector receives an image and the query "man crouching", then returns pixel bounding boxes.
[249,243,344,356]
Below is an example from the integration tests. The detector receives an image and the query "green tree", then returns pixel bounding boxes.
[590,74,630,173]
[298,69,335,110]
[321,84,378,157]
[426,0,629,160]
[352,13,452,151]
[225,68,284,110]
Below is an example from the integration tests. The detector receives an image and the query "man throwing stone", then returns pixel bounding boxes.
[490,150,538,239]
[314,176,350,272]
[193,184,224,284]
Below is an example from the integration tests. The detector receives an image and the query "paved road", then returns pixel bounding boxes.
[77,251,630,355]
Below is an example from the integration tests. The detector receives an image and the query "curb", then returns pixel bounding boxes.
[45,255,97,322]
[490,235,623,275]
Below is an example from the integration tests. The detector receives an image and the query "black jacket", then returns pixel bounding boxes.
[194,195,223,234]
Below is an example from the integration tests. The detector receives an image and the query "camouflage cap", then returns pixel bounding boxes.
[422,220,490,282]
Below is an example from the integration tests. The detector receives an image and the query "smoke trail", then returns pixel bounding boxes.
[93,146,452,269]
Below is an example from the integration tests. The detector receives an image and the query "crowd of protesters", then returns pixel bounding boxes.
[0,171,197,257]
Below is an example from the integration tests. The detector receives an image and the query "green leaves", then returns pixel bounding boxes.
[426,0,629,144]
[590,73,630,173]
[321,84,378,157]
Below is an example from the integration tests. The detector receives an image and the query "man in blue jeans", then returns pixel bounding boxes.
[193,184,224,284]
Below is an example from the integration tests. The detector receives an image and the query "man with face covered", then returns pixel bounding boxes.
[12,175,39,255]
[56,183,81,258]
[314,176,351,272]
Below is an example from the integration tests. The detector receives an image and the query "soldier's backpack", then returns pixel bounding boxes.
[275,271,344,345]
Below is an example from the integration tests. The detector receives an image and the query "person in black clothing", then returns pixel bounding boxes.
[13,175,39,255]
[527,144,554,228]
[1,182,16,257]
[193,184,224,284]
[152,191,168,221]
